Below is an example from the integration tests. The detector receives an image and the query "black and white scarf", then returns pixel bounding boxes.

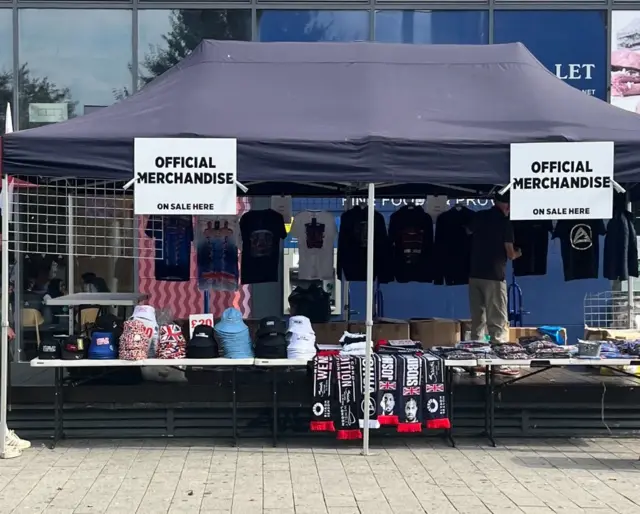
[422,354,450,430]
[310,355,335,432]
[355,355,380,430]
[377,354,399,426]
[397,355,423,433]
[335,355,362,440]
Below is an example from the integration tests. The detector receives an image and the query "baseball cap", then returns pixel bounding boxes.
[38,336,62,360]
[88,331,117,360]
[287,316,314,336]
[256,316,287,339]
[188,324,219,358]
[62,336,88,360]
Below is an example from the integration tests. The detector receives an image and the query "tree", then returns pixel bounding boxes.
[140,10,251,86]
[0,64,76,131]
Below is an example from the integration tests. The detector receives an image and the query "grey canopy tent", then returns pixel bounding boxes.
[5,39,640,193]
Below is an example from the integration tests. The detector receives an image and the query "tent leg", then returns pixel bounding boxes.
[628,196,635,329]
[1,175,11,458]
[362,183,375,457]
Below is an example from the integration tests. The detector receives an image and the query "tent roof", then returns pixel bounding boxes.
[5,39,640,190]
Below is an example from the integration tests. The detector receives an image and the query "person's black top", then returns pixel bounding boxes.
[513,220,553,276]
[337,206,391,282]
[433,206,474,285]
[240,209,287,284]
[469,206,514,282]
[388,205,434,283]
[603,209,639,281]
[553,219,606,281]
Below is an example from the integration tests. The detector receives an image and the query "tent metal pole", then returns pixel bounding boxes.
[68,195,74,335]
[342,194,351,322]
[362,182,375,457]
[628,196,635,329]
[1,175,11,458]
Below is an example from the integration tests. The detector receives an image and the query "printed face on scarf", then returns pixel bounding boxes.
[405,399,418,422]
[381,393,395,414]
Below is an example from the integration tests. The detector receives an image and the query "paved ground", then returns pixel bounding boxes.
[0,437,639,514]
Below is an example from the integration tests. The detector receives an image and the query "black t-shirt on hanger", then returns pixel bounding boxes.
[553,219,606,281]
[388,205,434,283]
[240,209,287,284]
[513,220,554,276]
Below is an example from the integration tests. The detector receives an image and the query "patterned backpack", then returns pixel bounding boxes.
[119,319,151,361]
[157,324,187,359]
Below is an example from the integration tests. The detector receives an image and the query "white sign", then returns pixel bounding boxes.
[134,138,237,216]
[28,103,68,123]
[509,141,614,221]
[189,313,214,338]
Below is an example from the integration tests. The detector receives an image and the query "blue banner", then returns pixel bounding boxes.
[494,11,607,101]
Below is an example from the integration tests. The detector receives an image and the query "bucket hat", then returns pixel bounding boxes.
[287,315,314,336]
[215,308,248,336]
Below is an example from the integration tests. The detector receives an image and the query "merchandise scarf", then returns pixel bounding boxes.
[355,355,380,430]
[422,354,451,430]
[377,354,400,426]
[397,355,423,433]
[310,355,335,432]
[335,355,362,440]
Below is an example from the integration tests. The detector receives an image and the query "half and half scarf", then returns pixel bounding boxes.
[422,354,451,430]
[310,355,335,432]
[397,355,423,433]
[377,354,400,426]
[335,355,362,440]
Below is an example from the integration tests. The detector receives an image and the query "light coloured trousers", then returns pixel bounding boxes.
[468,278,508,343]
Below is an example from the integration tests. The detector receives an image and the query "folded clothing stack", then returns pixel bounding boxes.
[255,316,288,359]
[492,343,528,360]
[214,308,254,359]
[617,340,640,356]
[522,340,557,354]
[286,315,317,360]
[376,340,423,355]
[529,345,573,359]
[338,331,371,356]
[431,346,476,361]
[456,341,494,357]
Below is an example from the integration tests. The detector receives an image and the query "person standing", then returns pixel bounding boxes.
[468,192,521,342]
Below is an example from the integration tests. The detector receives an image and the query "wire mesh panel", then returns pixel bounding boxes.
[5,177,157,259]
[584,290,640,330]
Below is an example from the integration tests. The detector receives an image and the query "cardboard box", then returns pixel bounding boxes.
[507,327,539,343]
[584,327,640,341]
[409,318,460,348]
[348,320,410,342]
[312,321,349,344]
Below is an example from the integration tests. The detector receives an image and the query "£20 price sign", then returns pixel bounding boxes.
[189,313,214,338]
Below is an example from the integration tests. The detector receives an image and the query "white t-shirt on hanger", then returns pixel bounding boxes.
[290,210,337,280]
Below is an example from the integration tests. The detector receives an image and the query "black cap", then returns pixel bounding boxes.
[256,316,286,339]
[38,337,62,360]
[188,324,219,358]
[254,333,287,359]
[62,336,87,360]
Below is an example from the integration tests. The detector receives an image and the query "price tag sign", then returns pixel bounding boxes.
[189,313,214,338]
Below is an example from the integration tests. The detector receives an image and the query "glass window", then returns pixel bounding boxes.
[18,9,133,130]
[258,10,369,42]
[0,9,12,134]
[612,11,640,113]
[138,9,251,88]
[375,10,488,44]
[494,11,607,100]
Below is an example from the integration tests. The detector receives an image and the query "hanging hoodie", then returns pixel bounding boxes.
[388,205,434,283]
[337,205,391,283]
[432,206,474,285]
[603,204,639,281]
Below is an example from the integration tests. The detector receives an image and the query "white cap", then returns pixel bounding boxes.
[287,315,314,336]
